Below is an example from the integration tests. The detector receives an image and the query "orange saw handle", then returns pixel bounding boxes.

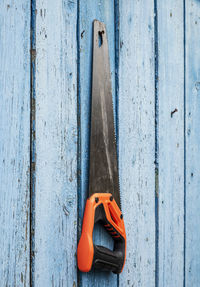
[77,193,126,274]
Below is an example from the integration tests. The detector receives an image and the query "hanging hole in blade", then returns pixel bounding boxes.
[98,30,104,47]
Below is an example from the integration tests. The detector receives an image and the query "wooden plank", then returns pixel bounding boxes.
[0,1,30,286]
[34,0,78,285]
[157,1,185,286]
[118,1,155,286]
[78,0,118,286]
[185,1,200,285]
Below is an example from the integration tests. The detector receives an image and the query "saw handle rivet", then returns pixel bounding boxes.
[120,214,123,219]
[95,197,99,203]
[110,196,113,201]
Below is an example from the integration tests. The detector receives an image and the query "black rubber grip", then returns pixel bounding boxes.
[93,241,125,274]
[92,203,126,274]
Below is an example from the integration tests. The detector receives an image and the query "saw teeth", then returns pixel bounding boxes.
[111,91,121,209]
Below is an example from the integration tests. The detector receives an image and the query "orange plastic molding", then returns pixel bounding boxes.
[77,193,126,274]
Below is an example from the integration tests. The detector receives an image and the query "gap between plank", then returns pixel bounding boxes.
[30,0,36,286]
[77,0,82,286]
[114,1,120,285]
[154,0,159,286]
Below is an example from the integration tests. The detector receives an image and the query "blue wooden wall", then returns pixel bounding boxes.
[0,0,200,286]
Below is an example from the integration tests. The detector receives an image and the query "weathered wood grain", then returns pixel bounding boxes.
[157,1,185,286]
[185,1,200,285]
[78,0,117,286]
[34,0,78,285]
[1,1,200,286]
[0,0,30,286]
[118,1,155,286]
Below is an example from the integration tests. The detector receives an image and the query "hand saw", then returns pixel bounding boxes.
[77,20,126,274]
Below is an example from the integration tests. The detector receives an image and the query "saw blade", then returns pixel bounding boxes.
[89,20,121,208]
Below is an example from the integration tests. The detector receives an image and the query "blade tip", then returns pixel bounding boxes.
[93,19,105,29]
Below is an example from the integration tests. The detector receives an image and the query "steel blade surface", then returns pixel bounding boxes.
[89,20,121,208]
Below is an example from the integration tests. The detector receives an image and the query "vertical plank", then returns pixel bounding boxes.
[157,1,185,286]
[185,1,200,285]
[118,1,155,286]
[34,0,77,285]
[78,0,117,286]
[0,1,30,286]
